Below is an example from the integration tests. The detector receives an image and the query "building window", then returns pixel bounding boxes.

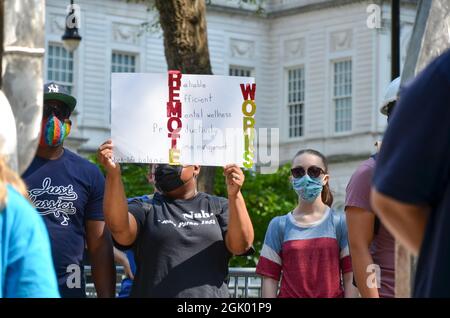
[287,68,305,138]
[47,43,74,94]
[111,52,136,73]
[333,60,352,132]
[229,66,253,77]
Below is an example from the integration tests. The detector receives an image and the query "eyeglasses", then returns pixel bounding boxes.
[291,165,325,179]
[43,103,71,120]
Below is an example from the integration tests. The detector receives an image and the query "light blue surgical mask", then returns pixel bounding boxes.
[292,175,323,202]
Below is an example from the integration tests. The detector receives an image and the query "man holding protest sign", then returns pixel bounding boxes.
[98,140,254,297]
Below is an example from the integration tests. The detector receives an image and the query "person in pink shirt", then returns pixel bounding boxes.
[345,78,400,298]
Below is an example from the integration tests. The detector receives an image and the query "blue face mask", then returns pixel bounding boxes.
[292,175,323,202]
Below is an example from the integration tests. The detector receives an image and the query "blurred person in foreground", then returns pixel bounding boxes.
[0,103,59,297]
[345,78,400,298]
[372,50,450,297]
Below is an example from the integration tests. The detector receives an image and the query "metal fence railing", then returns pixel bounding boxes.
[84,266,261,298]
[228,267,261,298]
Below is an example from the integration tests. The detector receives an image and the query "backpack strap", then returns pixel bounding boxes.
[332,210,342,246]
[278,214,288,246]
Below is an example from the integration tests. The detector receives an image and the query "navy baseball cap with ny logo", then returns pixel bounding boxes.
[44,82,77,112]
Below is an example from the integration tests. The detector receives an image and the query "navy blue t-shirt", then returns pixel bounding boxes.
[22,148,105,298]
[373,49,450,297]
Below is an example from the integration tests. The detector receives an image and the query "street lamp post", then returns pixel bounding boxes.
[62,0,82,52]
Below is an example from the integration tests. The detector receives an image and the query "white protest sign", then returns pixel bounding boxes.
[111,72,256,167]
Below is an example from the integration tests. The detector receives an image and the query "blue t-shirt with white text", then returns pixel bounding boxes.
[23,148,105,298]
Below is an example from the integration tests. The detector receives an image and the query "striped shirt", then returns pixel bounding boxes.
[256,208,352,298]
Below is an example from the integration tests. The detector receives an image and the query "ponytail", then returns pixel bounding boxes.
[321,182,334,207]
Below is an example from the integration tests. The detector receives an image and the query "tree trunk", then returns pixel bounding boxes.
[155,0,215,194]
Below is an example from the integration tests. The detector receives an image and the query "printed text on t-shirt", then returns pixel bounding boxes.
[28,177,78,226]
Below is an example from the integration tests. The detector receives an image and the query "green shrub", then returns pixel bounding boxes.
[89,155,154,198]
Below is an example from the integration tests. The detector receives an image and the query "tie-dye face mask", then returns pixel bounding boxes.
[39,114,71,147]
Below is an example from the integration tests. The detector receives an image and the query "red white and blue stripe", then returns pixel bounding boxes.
[256,208,352,298]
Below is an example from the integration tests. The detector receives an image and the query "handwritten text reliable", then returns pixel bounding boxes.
[167,70,256,168]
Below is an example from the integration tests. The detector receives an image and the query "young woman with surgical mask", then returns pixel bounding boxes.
[256,149,356,298]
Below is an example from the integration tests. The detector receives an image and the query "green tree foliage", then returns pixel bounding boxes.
[89,155,154,198]
[120,164,154,198]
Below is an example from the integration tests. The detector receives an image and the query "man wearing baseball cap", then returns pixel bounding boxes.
[344,78,400,298]
[22,82,115,298]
